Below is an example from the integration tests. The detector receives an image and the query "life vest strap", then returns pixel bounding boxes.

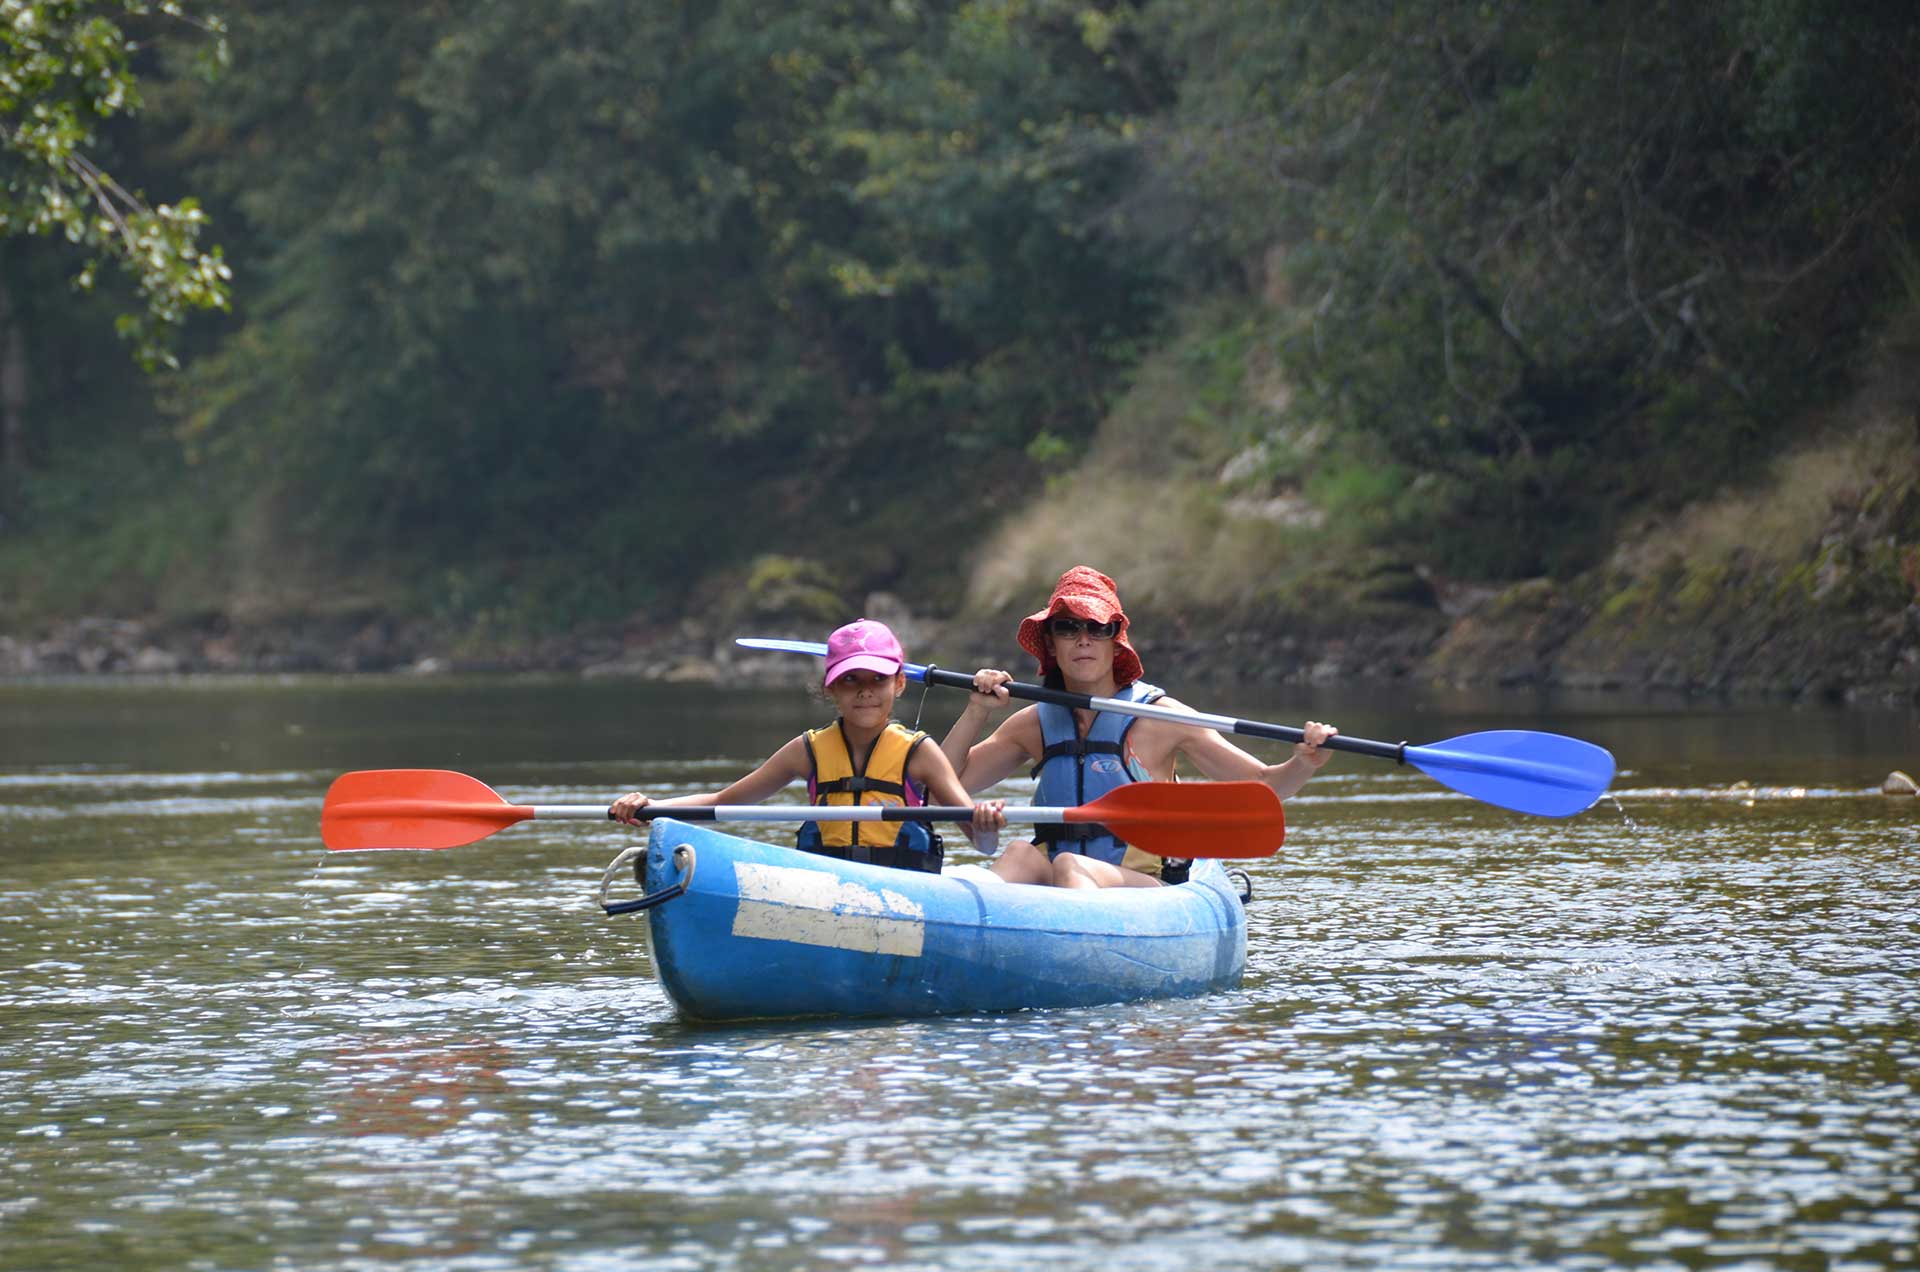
[1030,737,1123,779]
[814,775,908,798]
[1036,822,1117,846]
[801,831,942,873]
[1036,737,1124,761]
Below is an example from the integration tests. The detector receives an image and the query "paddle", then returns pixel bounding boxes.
[736,637,1616,817]
[321,768,1285,859]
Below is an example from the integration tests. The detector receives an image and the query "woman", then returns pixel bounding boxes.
[941,566,1336,888]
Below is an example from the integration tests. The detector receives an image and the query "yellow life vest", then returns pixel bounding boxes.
[804,720,929,849]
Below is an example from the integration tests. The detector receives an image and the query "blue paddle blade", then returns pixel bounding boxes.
[1402,730,1616,817]
[735,637,934,681]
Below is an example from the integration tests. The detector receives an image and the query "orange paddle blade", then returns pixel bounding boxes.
[1072,780,1285,859]
[322,769,533,851]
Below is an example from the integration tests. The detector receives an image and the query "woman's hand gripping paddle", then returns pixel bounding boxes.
[320,769,1285,859]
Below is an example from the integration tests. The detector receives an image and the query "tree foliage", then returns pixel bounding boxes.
[7,0,1918,626]
[0,0,229,369]
[160,0,1169,617]
[1145,0,1920,575]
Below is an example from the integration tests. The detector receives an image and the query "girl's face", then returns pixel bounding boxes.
[827,669,905,727]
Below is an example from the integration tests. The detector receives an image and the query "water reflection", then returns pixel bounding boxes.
[326,1040,513,1138]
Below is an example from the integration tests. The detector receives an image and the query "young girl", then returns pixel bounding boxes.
[941,566,1337,889]
[611,618,1004,871]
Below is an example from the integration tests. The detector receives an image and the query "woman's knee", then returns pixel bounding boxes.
[990,839,1051,884]
[1051,854,1104,889]
[1050,852,1159,890]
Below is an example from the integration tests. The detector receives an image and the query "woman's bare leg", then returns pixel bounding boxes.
[989,839,1054,885]
[1051,853,1163,890]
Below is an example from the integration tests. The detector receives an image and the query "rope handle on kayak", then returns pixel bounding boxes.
[599,843,696,917]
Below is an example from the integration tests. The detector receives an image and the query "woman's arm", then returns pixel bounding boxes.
[940,704,1043,793]
[939,670,1012,782]
[1152,705,1338,801]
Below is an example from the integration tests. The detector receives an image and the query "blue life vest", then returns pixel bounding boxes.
[1032,680,1163,866]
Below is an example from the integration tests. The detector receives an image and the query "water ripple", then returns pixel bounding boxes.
[1,754,1915,1271]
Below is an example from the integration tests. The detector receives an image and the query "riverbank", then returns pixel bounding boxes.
[5,573,1914,705]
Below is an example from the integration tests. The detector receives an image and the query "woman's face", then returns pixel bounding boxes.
[1047,614,1118,681]
[827,669,905,726]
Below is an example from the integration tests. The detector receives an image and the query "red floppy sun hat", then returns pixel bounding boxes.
[1016,565,1144,687]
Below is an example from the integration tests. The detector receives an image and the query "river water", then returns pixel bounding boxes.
[1,675,1914,1271]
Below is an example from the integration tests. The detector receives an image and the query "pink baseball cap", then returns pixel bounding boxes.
[822,618,905,685]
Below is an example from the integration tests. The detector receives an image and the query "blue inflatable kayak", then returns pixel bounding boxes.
[614,817,1247,1021]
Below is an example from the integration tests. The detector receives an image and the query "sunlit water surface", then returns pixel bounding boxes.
[1,677,1914,1270]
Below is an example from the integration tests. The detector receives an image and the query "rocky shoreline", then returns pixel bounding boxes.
[5,585,1916,706]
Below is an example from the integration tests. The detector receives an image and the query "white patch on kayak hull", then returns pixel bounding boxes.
[730,862,927,958]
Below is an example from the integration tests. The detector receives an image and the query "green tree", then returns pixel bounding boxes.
[802,0,1176,454]
[0,1,230,363]
[1144,0,1920,577]
[169,0,1176,620]
[1,0,229,506]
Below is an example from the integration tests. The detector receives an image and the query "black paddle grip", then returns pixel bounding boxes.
[925,660,1400,760]
[922,663,1095,709]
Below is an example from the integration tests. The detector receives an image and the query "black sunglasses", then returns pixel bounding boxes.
[1048,616,1119,640]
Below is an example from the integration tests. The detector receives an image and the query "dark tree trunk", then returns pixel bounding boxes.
[0,275,27,505]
